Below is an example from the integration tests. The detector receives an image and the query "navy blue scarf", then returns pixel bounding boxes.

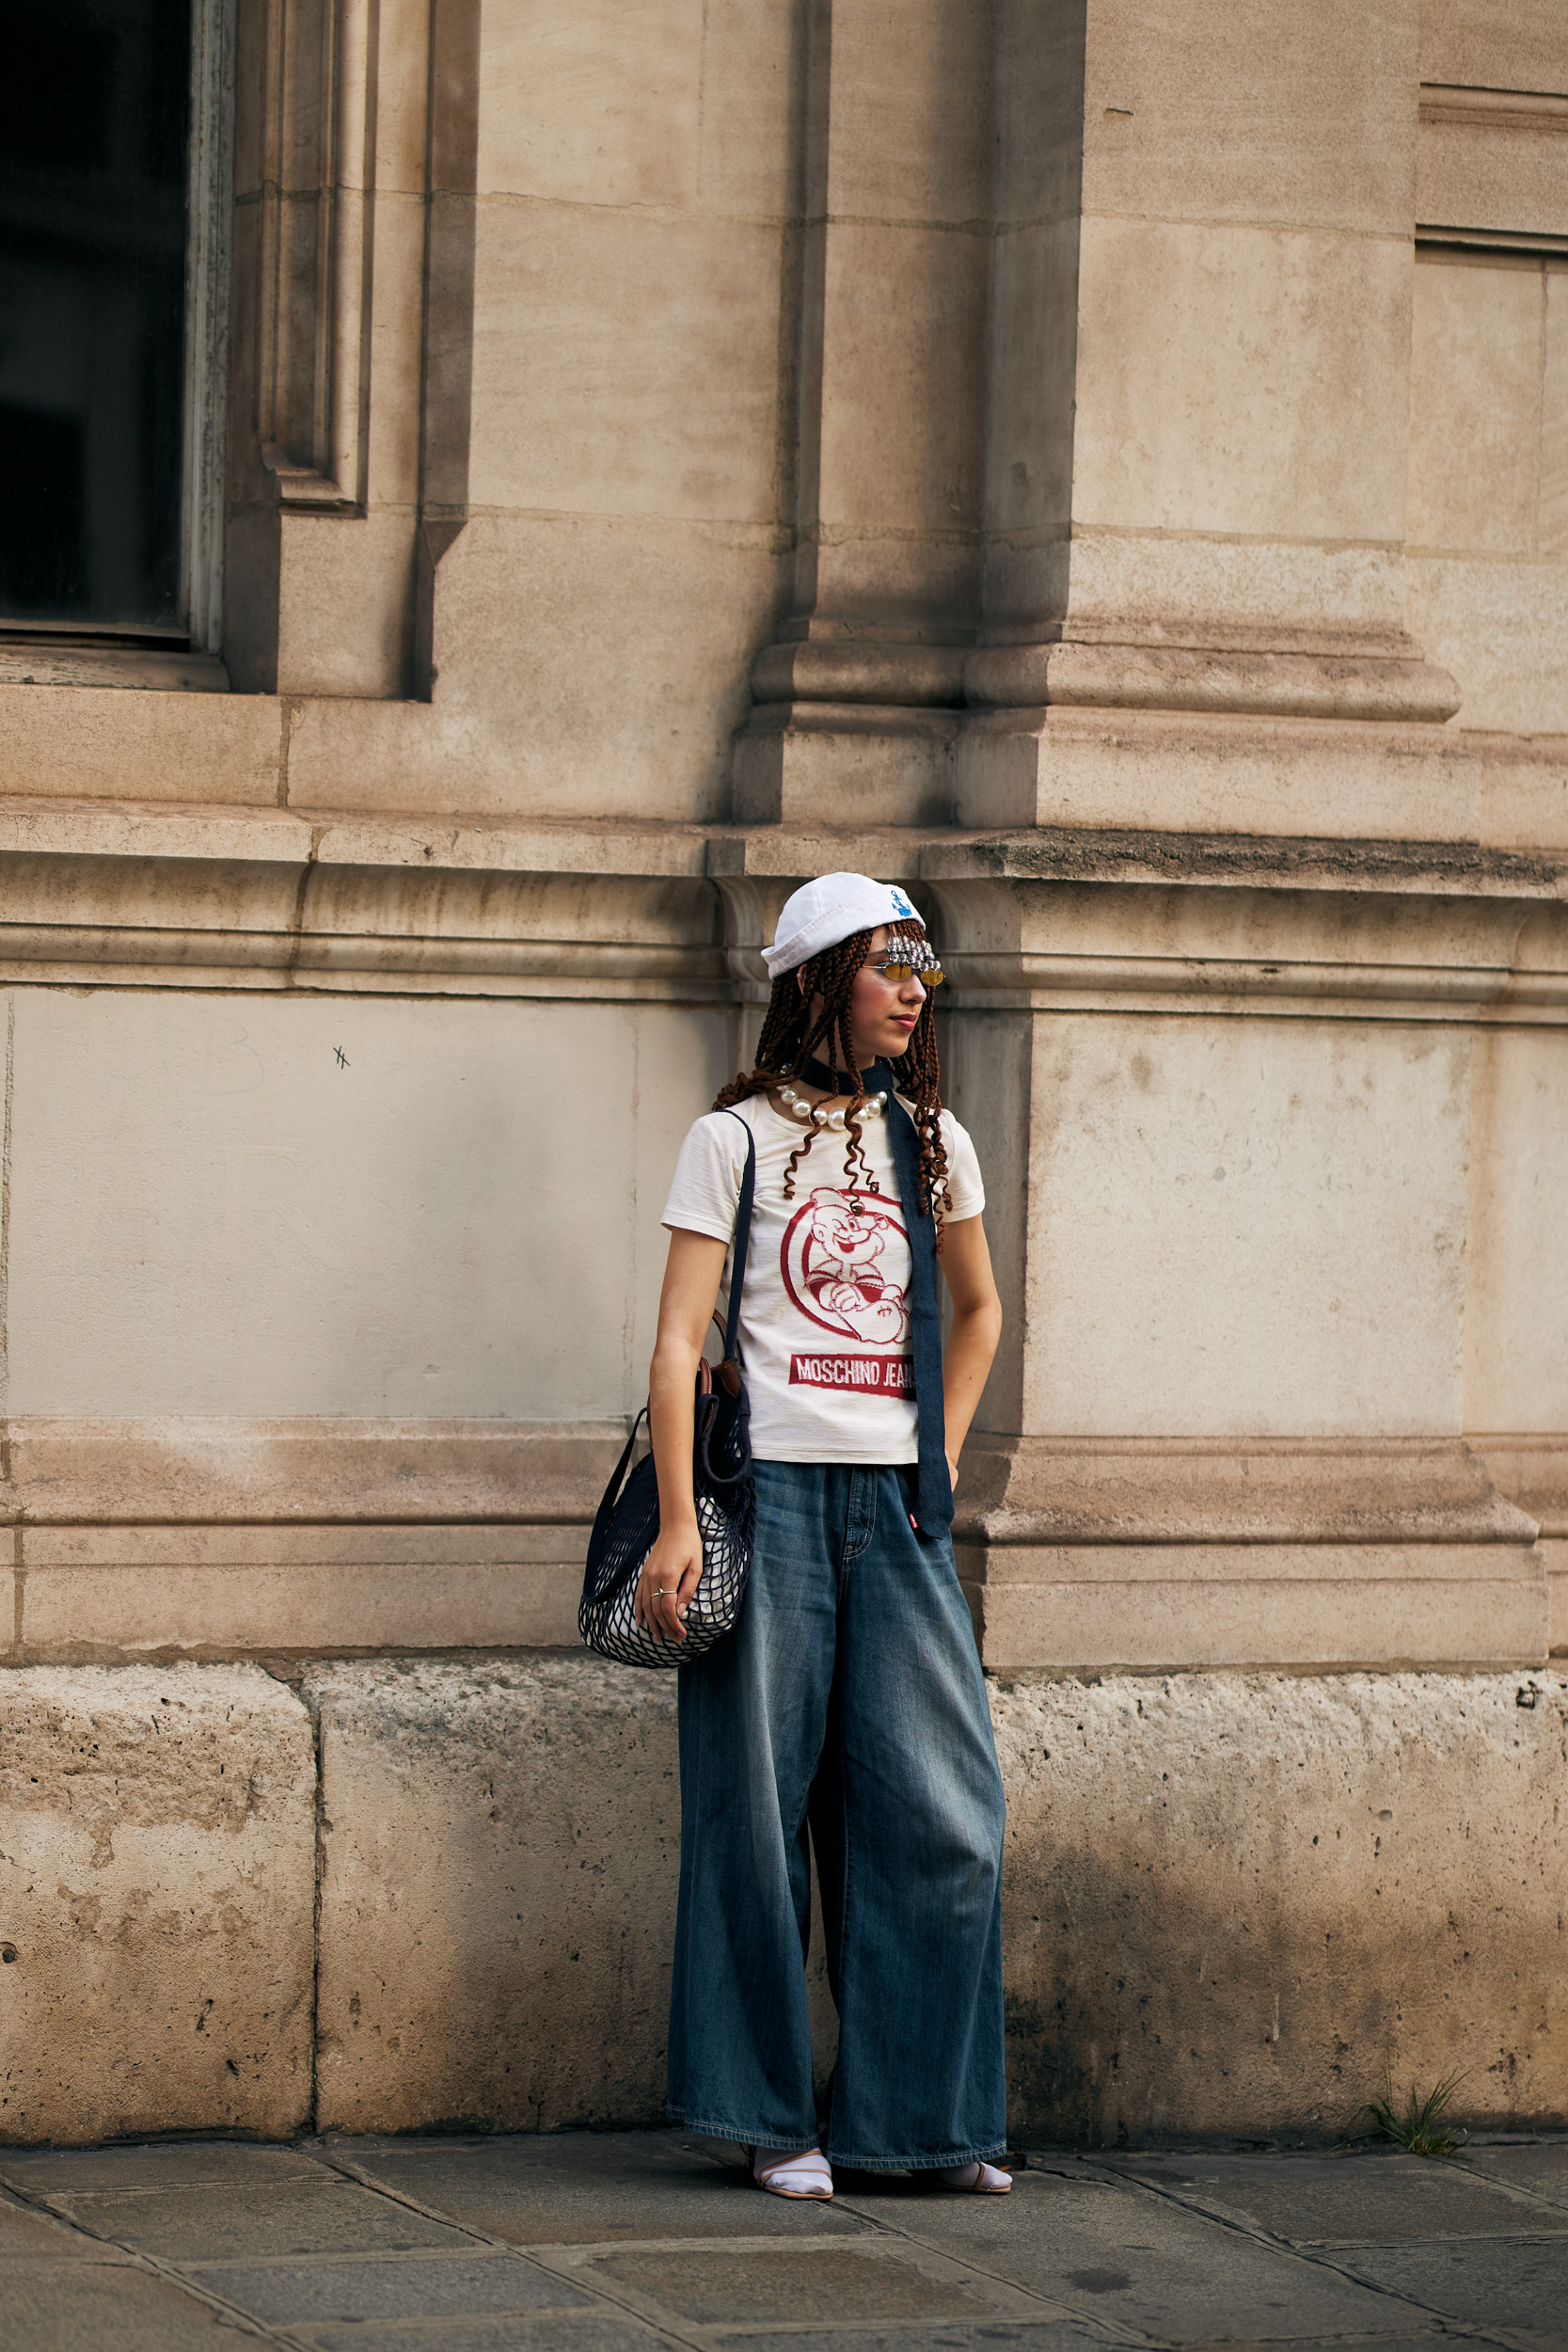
[801,1057,952,1536]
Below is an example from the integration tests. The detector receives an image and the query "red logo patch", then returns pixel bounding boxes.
[789,1354,915,1393]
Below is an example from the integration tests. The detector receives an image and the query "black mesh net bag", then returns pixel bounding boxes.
[578,1115,758,1669]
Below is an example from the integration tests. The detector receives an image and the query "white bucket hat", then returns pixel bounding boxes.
[762,872,925,978]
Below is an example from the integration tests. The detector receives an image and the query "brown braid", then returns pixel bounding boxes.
[713,920,952,1244]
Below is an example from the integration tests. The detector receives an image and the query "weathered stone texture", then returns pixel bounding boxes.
[296,1658,1568,2145]
[993,1671,1568,2145]
[0,1665,315,2144]
[308,1657,838,2137]
[309,1659,679,2134]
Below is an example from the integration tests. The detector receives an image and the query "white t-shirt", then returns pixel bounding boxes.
[661,1092,986,1465]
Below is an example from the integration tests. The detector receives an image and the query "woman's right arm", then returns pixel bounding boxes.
[634,1227,730,1645]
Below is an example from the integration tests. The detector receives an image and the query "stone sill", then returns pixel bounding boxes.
[0,800,1561,1011]
[0,642,230,692]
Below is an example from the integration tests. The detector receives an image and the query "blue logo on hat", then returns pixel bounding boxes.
[889,886,916,918]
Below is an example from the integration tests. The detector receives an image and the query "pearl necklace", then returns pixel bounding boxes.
[777,1083,888,1130]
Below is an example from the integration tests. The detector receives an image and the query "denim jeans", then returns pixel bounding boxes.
[667,1459,1007,2169]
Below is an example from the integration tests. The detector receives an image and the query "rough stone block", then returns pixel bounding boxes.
[308,1659,1568,2147]
[993,1671,1568,2144]
[309,1659,682,2134]
[309,1659,835,2137]
[0,1665,315,2143]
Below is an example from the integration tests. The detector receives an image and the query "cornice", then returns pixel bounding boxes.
[0,801,1562,1011]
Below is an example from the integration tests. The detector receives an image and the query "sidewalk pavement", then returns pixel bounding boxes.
[1,2129,1565,2352]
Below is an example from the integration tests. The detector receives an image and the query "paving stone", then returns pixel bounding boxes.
[581,2243,1011,2325]
[833,2170,1434,2344]
[721,2328,1117,2351]
[189,2249,590,2323]
[1195,2344,1451,2352]
[1094,2147,1565,2242]
[0,2142,333,2195]
[335,2129,870,2243]
[38,2176,474,2261]
[0,2194,120,2259]
[0,2259,254,2348]
[302,2321,662,2352]
[1465,2141,1568,2211]
[1338,2235,1568,2334]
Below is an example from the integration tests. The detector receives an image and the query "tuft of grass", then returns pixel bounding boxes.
[1351,2069,1468,2157]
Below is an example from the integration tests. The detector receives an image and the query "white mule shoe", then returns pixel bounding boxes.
[748,2146,833,2200]
[938,2160,1012,2193]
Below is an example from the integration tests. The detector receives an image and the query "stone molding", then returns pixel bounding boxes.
[1,1418,1537,1542]
[1470,1437,1568,1537]
[742,638,1465,731]
[1,1420,625,1662]
[0,1416,626,1525]
[1472,1436,1568,1657]
[952,1435,1539,1549]
[955,1436,1548,1675]
[751,642,969,709]
[1419,86,1568,137]
[252,0,378,514]
[964,643,1463,725]
[0,1418,1556,1674]
[0,805,1563,1011]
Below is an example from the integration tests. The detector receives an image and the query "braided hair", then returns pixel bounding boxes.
[713,921,952,1241]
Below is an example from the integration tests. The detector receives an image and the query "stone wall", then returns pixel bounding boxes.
[4,1657,1562,2149]
[0,0,1566,2146]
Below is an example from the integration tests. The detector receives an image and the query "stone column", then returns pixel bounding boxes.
[959,0,1466,832]
[733,0,996,826]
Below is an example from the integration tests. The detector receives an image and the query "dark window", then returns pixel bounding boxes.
[0,0,191,629]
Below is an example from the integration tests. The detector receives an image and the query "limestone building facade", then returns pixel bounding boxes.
[0,0,1565,2146]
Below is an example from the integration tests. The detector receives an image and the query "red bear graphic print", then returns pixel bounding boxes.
[659,1094,985,1463]
[781,1186,911,1346]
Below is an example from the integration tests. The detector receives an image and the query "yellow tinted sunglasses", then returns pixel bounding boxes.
[868,956,944,987]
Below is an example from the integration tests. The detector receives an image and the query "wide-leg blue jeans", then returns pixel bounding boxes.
[667,1459,1007,2169]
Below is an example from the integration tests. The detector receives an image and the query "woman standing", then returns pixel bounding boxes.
[638,873,1009,2200]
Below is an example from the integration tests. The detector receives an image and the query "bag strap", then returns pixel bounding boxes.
[587,1403,648,1567]
[717,1109,757,1364]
